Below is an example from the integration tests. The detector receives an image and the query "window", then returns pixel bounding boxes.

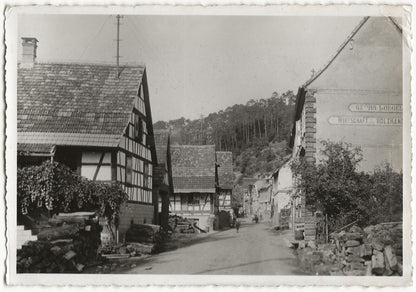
[134,114,143,143]
[143,162,149,188]
[187,195,200,205]
[140,84,144,99]
[125,155,132,184]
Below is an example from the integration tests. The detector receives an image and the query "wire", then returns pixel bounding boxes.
[78,15,112,60]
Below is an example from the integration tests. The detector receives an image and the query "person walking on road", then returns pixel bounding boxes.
[235,218,240,233]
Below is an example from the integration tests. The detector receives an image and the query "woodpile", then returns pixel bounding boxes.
[167,215,206,233]
[296,222,402,276]
[17,212,102,273]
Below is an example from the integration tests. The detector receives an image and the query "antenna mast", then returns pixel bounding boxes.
[116,14,123,77]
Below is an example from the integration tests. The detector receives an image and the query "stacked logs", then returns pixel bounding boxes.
[17,212,102,273]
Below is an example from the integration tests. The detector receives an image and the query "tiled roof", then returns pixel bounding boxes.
[172,176,215,193]
[18,62,145,147]
[241,177,257,188]
[17,143,55,156]
[216,151,234,190]
[18,132,121,147]
[153,129,170,164]
[170,145,216,193]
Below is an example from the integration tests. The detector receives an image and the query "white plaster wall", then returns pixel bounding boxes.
[310,17,402,172]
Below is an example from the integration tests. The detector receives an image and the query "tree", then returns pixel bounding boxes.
[291,141,403,230]
[366,164,403,225]
[153,90,296,177]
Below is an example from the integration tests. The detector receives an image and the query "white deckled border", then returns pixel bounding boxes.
[1,0,414,289]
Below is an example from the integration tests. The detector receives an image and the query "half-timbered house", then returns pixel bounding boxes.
[216,151,234,212]
[169,145,217,231]
[17,37,157,242]
[153,129,174,230]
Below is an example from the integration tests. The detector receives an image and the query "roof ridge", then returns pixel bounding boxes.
[303,16,370,88]
[18,108,131,113]
[18,60,146,68]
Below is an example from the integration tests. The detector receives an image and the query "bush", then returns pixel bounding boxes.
[366,164,403,225]
[291,140,402,231]
[17,161,128,222]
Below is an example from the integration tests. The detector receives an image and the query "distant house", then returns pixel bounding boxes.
[239,177,257,216]
[289,17,403,241]
[270,160,294,229]
[216,151,235,228]
[17,37,157,242]
[169,145,217,231]
[153,129,174,230]
[253,179,272,221]
[216,151,234,211]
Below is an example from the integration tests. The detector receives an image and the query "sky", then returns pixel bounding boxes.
[18,15,362,122]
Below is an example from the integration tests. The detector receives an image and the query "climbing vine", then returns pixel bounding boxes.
[17,160,128,222]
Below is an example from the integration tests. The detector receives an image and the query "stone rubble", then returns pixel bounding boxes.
[296,222,402,276]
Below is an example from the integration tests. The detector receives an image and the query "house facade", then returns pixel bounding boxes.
[169,145,217,231]
[270,160,294,229]
[216,151,234,212]
[153,129,174,230]
[239,178,257,217]
[258,181,272,221]
[289,17,403,241]
[216,151,234,228]
[252,179,271,220]
[17,37,157,243]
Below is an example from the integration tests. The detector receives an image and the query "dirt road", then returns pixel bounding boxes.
[122,219,306,275]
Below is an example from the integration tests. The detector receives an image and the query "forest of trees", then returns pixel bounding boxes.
[154,91,296,177]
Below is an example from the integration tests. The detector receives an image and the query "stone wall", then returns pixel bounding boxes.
[296,222,402,276]
[119,202,154,242]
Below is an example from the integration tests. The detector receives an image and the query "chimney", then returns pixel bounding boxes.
[21,37,38,68]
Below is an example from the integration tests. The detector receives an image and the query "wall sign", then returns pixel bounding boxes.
[349,103,402,113]
[328,116,402,126]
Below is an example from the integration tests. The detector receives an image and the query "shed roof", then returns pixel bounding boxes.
[216,151,234,190]
[18,62,145,147]
[170,145,216,193]
[17,143,55,156]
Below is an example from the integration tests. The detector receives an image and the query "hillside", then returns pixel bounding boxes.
[154,90,296,178]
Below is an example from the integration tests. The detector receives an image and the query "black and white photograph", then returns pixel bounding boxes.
[3,2,412,287]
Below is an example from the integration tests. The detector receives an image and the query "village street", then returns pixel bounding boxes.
[120,219,306,275]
